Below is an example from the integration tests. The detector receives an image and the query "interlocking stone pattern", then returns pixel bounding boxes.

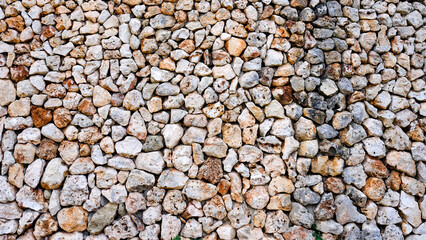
[0,0,425,239]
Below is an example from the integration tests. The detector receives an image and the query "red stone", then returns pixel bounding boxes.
[40,26,56,41]
[31,106,52,128]
[10,66,29,81]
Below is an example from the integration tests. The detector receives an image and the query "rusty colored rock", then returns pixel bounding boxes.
[363,177,386,201]
[197,157,223,184]
[5,16,25,31]
[31,106,52,128]
[217,179,230,195]
[40,26,57,41]
[10,66,29,81]
[36,139,59,160]
[324,177,345,194]
[225,37,247,57]
[57,206,88,233]
[78,98,97,116]
[272,86,293,105]
[53,108,72,128]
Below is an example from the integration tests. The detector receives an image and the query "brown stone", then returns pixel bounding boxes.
[260,5,274,20]
[242,125,258,145]
[386,170,401,191]
[363,177,386,201]
[272,86,293,104]
[53,108,72,128]
[271,38,290,52]
[0,21,6,32]
[225,37,247,57]
[197,157,223,184]
[276,27,291,38]
[347,91,366,104]
[267,194,291,211]
[407,122,424,142]
[222,123,242,148]
[55,14,72,31]
[40,26,56,41]
[325,63,341,80]
[63,79,79,92]
[324,177,345,194]
[287,48,304,65]
[161,2,175,15]
[386,150,416,177]
[363,156,389,178]
[303,108,326,124]
[179,39,195,53]
[14,143,36,164]
[114,4,132,14]
[13,53,34,66]
[70,46,86,58]
[78,98,97,116]
[245,186,270,209]
[10,66,29,81]
[289,34,305,47]
[80,144,91,157]
[217,179,230,195]
[111,93,124,107]
[1,29,19,43]
[57,206,88,233]
[212,51,232,66]
[181,200,203,219]
[159,57,176,71]
[36,139,59,160]
[290,0,308,8]
[31,106,52,128]
[311,156,344,177]
[5,16,25,31]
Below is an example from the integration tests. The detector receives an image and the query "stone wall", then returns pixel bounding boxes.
[0,0,425,239]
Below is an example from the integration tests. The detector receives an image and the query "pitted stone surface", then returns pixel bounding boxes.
[0,0,425,239]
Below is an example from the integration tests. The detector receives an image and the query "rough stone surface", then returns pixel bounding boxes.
[0,0,425,238]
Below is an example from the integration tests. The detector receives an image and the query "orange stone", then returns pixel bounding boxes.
[40,26,56,41]
[386,170,401,191]
[179,39,196,53]
[53,108,72,128]
[78,98,97,116]
[31,106,52,128]
[363,156,389,178]
[5,16,25,31]
[363,177,386,201]
[225,37,247,57]
[159,57,176,71]
[217,179,230,195]
[10,66,29,81]
[57,206,88,233]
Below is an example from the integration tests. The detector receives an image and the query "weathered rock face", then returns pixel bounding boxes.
[57,206,88,232]
[87,203,118,235]
[0,0,425,239]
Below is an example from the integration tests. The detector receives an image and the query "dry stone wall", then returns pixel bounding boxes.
[0,0,425,239]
